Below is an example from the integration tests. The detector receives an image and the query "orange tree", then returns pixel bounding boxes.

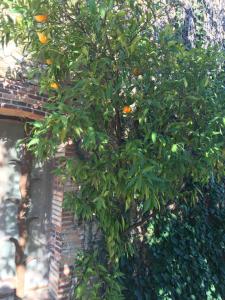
[0,1,225,298]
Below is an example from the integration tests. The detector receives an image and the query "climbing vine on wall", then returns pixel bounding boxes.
[120,181,225,300]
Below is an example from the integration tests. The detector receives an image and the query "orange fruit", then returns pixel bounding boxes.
[37,32,48,44]
[132,68,141,76]
[50,82,59,89]
[34,15,48,23]
[45,59,53,65]
[123,106,132,114]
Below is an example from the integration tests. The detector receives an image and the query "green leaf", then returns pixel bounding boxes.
[87,0,97,13]
[151,132,157,143]
[171,144,178,153]
[183,78,188,88]
[27,138,39,147]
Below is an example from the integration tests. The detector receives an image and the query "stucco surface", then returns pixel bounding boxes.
[0,118,52,298]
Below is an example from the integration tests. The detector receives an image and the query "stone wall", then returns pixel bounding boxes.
[180,0,225,46]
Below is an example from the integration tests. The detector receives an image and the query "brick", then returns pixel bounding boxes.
[0,79,46,120]
[28,94,42,101]
[0,78,86,299]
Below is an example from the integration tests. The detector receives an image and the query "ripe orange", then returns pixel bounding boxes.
[34,15,48,23]
[45,59,53,65]
[123,106,132,114]
[37,32,48,44]
[132,67,141,76]
[50,82,59,89]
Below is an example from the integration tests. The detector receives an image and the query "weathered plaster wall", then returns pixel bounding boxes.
[0,118,52,299]
[0,119,23,291]
[0,42,23,79]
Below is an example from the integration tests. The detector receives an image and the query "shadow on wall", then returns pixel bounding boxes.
[0,118,52,297]
[0,285,15,300]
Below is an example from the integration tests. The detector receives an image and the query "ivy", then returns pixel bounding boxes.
[121,181,225,300]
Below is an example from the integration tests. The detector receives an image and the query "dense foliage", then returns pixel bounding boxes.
[0,1,224,299]
[120,181,225,300]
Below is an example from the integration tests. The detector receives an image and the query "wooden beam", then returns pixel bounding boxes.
[0,107,44,120]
